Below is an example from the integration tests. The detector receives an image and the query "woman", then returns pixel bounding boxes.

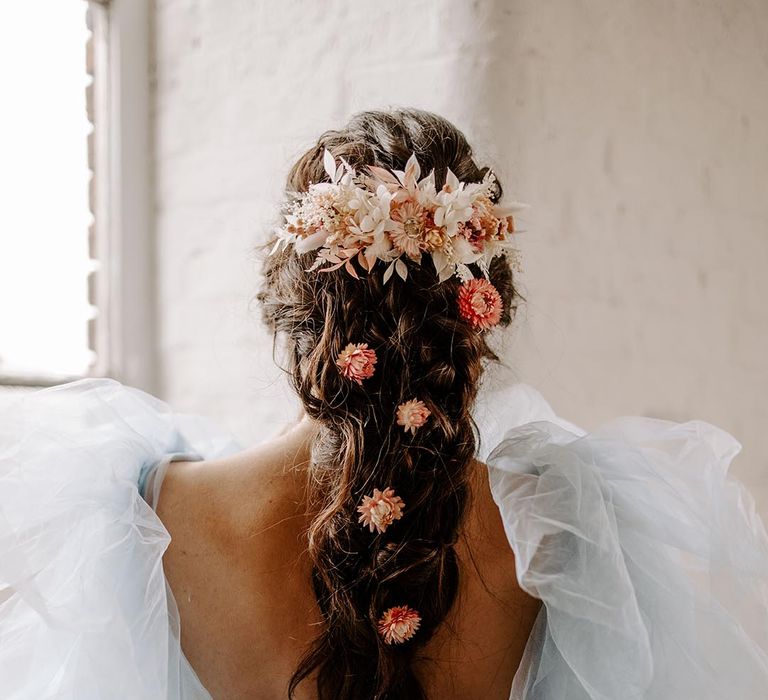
[1,109,767,700]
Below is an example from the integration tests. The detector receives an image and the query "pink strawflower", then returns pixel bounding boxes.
[396,399,431,435]
[336,342,377,384]
[357,487,405,534]
[457,278,503,330]
[378,605,421,644]
[389,200,427,260]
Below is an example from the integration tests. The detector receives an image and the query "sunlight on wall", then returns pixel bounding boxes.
[0,0,93,379]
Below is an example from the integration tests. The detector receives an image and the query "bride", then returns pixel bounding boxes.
[2,108,767,700]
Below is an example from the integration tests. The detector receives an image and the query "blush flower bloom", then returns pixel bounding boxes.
[457,278,503,330]
[389,200,427,260]
[336,342,377,384]
[378,605,421,644]
[396,399,431,435]
[357,487,405,534]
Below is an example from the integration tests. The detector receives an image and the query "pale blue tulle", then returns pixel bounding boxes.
[1,377,768,699]
[0,379,238,699]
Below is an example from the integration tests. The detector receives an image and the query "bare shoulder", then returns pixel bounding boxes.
[463,460,509,547]
[156,419,316,547]
[154,419,322,698]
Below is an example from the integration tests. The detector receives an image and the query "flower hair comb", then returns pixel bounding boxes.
[271,150,526,285]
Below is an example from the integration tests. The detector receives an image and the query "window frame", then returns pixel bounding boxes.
[95,0,157,394]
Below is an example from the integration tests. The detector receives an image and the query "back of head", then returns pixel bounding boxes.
[258,108,522,699]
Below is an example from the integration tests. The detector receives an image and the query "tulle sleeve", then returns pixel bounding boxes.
[0,378,241,699]
[482,386,768,699]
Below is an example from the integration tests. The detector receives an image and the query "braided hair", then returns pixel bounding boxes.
[258,108,522,699]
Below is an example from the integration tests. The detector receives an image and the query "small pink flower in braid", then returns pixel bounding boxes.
[457,278,502,330]
[396,398,431,434]
[357,487,404,534]
[378,605,421,644]
[336,342,377,384]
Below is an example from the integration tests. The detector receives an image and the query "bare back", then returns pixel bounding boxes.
[156,419,540,700]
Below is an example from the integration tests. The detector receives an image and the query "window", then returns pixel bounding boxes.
[0,0,108,386]
[1,0,155,395]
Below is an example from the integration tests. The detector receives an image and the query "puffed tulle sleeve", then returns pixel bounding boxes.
[481,383,768,699]
[0,378,241,700]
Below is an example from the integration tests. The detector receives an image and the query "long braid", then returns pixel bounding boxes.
[258,109,521,699]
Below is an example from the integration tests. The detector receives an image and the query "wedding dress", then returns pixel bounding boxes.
[1,376,767,699]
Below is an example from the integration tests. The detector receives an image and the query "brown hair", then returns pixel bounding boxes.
[258,109,522,699]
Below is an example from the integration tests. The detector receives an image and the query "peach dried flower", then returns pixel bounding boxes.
[390,200,427,260]
[336,342,377,384]
[396,399,431,435]
[378,605,421,644]
[357,487,405,534]
[457,278,503,331]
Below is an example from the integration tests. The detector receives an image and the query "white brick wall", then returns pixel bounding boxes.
[483,1,768,513]
[153,0,768,513]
